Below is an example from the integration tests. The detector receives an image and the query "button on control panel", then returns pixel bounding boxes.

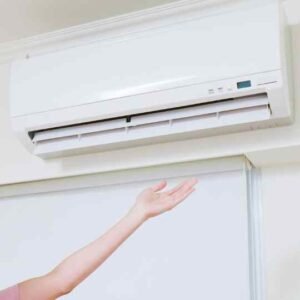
[207,79,254,96]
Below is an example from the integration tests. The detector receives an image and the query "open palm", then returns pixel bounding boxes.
[134,178,198,220]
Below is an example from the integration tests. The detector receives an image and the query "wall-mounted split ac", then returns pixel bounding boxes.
[10,0,293,158]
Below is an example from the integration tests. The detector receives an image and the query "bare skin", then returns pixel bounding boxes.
[18,178,198,300]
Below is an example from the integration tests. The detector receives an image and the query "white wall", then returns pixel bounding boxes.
[0,0,178,43]
[284,0,300,25]
[261,162,300,300]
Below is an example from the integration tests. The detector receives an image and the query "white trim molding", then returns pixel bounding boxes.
[0,156,246,198]
[246,166,265,300]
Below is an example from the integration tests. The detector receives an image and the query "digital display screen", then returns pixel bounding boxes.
[237,80,252,89]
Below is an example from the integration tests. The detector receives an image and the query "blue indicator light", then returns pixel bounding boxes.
[237,80,252,89]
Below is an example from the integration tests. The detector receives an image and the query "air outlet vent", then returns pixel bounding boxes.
[29,93,270,158]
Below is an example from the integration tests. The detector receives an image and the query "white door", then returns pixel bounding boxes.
[0,156,262,300]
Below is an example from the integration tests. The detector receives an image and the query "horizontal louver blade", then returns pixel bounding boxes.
[30,93,271,157]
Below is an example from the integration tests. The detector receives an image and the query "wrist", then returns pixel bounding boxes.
[127,205,148,225]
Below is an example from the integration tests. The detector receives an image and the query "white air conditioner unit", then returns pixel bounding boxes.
[10,0,292,158]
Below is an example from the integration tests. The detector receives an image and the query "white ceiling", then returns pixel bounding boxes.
[0,0,178,44]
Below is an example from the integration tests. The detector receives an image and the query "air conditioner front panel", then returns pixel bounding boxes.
[9,0,292,159]
[10,1,281,117]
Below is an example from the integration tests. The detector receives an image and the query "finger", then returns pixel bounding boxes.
[174,183,196,201]
[173,187,195,207]
[186,178,198,188]
[167,180,188,195]
[167,178,198,195]
[151,180,167,192]
[171,178,198,196]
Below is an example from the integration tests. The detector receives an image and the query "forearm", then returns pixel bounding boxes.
[51,208,145,292]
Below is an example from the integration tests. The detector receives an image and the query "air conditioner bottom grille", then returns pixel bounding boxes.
[30,93,271,157]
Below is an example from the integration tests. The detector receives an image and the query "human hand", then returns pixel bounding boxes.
[131,178,198,221]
